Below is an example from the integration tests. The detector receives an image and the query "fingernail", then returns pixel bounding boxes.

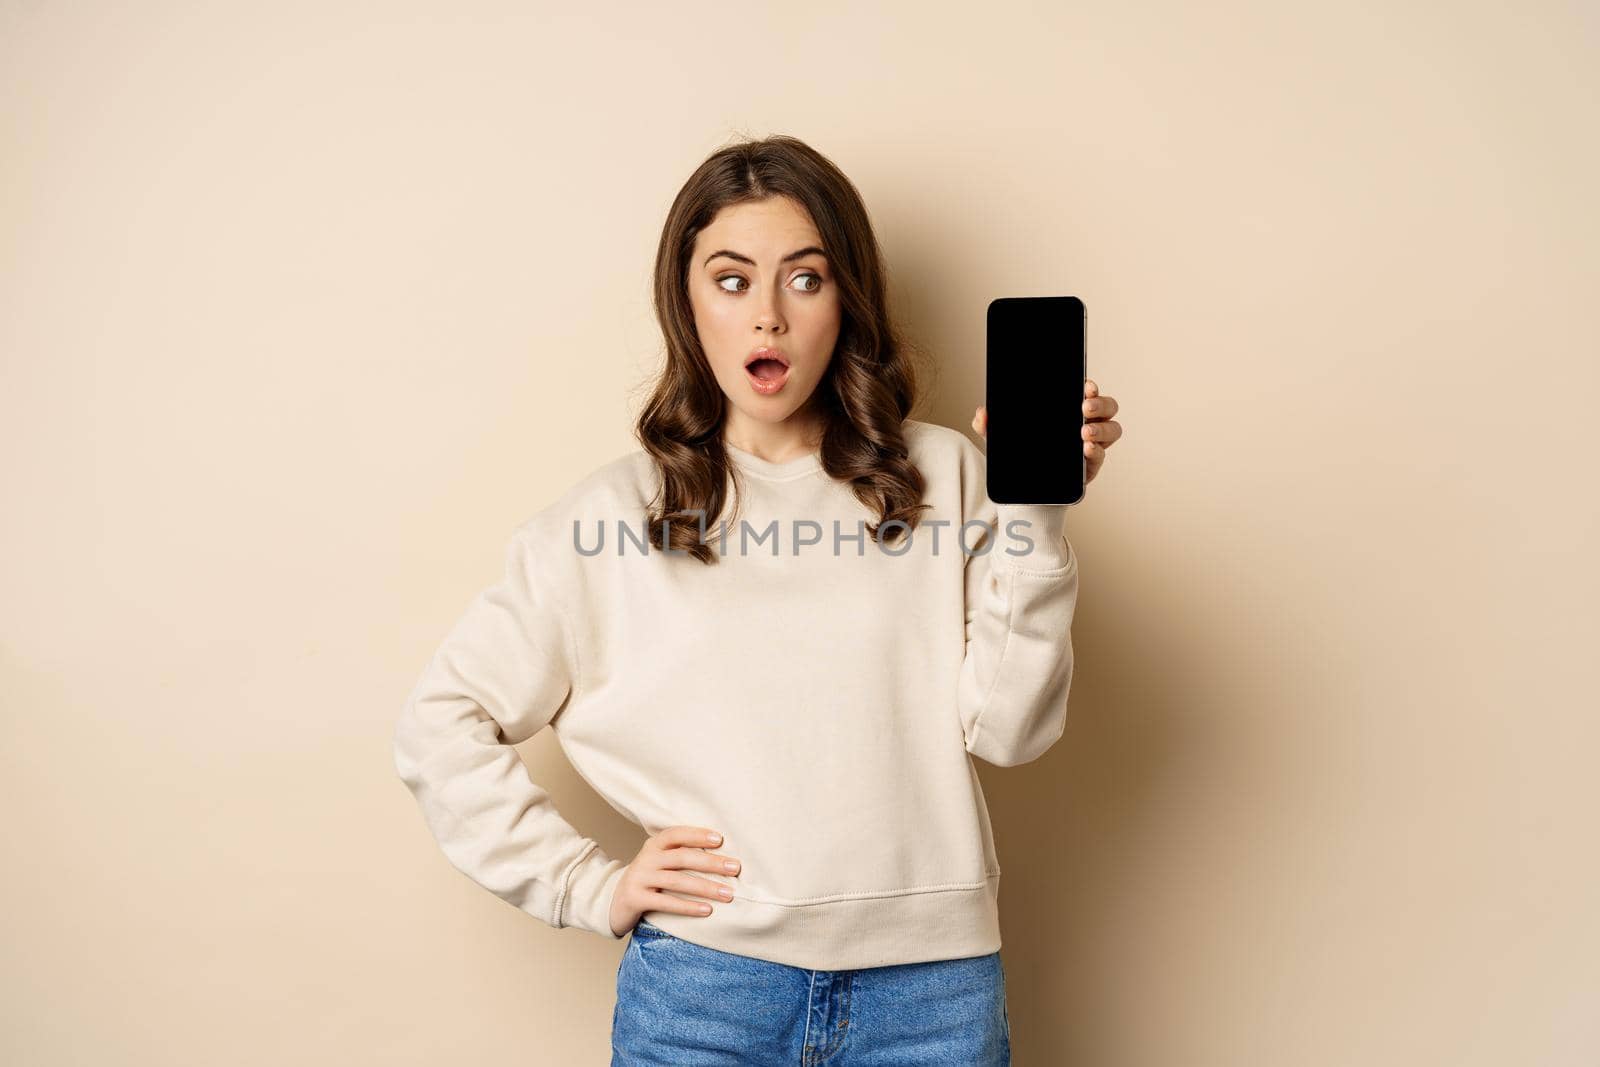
[708,833,722,845]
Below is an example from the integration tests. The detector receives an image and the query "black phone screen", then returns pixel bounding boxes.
[985,295,1087,506]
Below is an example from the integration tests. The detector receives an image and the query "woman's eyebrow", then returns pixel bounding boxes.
[704,246,827,267]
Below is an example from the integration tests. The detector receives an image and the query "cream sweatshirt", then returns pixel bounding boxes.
[393,418,1079,971]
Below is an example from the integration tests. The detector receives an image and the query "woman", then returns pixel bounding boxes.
[394,134,1123,1065]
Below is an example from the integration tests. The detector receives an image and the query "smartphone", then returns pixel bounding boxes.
[985,295,1087,505]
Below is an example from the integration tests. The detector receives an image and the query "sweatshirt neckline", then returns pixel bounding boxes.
[724,440,823,481]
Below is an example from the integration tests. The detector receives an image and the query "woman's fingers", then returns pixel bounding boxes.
[661,847,741,876]
[1081,380,1118,485]
[1083,419,1122,447]
[650,825,739,871]
[1083,377,1122,466]
[654,869,736,903]
[644,824,741,916]
[642,888,720,917]
[652,825,724,851]
[1084,393,1118,420]
[1085,442,1105,484]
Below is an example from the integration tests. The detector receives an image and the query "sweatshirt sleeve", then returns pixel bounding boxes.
[955,440,1080,767]
[393,521,629,940]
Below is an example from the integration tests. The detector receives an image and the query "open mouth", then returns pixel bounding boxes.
[744,349,792,393]
[746,358,788,381]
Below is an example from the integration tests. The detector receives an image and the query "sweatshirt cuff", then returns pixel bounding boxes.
[992,503,1073,573]
[559,844,630,940]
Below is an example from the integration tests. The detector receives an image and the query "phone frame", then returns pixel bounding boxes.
[984,295,1087,506]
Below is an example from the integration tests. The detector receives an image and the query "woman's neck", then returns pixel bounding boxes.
[720,412,823,465]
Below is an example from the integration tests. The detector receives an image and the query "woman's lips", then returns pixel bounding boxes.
[746,358,790,394]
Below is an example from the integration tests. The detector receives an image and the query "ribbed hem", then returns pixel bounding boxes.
[635,871,1004,972]
[992,503,1072,572]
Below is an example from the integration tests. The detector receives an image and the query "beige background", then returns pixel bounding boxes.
[3,1,1596,1064]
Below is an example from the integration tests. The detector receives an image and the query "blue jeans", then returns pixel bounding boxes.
[611,919,1011,1065]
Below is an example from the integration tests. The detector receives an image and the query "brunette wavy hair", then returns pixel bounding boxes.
[635,134,936,564]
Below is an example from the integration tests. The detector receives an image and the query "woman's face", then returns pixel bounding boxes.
[687,196,841,442]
